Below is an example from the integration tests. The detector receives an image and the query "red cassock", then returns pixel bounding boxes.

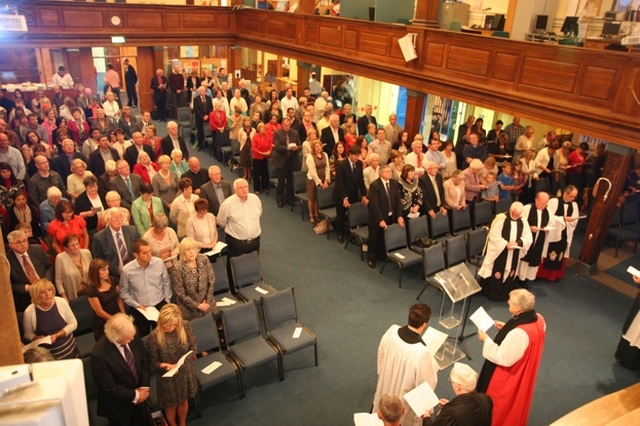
[486,314,546,426]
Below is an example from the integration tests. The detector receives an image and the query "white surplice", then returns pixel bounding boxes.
[372,325,439,426]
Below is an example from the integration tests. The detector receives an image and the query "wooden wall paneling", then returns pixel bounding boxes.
[404,91,427,140]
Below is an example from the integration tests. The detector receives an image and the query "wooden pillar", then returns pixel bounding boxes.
[0,235,25,366]
[78,48,97,93]
[404,90,427,139]
[578,145,636,271]
[412,0,440,28]
[137,47,156,114]
[297,62,310,95]
[297,0,316,15]
[229,46,242,88]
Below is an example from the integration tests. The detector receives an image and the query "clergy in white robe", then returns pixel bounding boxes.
[372,304,439,426]
[479,202,533,301]
[517,192,562,282]
[537,185,579,281]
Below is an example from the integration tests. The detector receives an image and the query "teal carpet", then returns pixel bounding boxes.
[170,141,639,426]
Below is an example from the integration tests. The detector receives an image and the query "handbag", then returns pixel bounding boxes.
[414,237,438,248]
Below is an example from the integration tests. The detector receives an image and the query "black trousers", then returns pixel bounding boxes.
[368,214,394,261]
[107,403,150,426]
[252,158,270,192]
[153,91,168,120]
[276,162,294,204]
[126,83,138,107]
[225,234,260,258]
[129,300,167,337]
[195,117,206,146]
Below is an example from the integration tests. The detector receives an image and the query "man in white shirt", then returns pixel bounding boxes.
[217,178,262,258]
[119,239,171,336]
[280,88,299,116]
[51,66,75,89]
[373,303,439,426]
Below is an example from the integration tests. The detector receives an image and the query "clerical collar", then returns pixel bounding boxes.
[398,325,426,346]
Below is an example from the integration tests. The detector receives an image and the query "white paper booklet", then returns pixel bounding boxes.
[22,335,53,353]
[469,306,494,332]
[137,306,160,322]
[163,350,194,378]
[204,241,228,256]
[201,361,222,375]
[423,327,447,356]
[353,412,383,426]
[403,381,440,417]
[216,297,237,307]
[627,266,640,278]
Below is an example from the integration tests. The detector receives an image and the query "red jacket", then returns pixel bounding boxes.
[209,110,227,131]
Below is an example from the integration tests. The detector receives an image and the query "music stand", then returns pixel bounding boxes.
[431,263,481,369]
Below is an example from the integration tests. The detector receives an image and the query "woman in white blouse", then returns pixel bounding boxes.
[363,153,380,191]
[169,177,199,238]
[229,88,248,116]
[442,140,457,179]
[67,159,94,201]
[143,214,180,270]
[102,92,121,121]
[186,199,219,252]
[54,233,92,301]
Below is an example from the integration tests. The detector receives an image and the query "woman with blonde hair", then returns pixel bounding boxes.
[67,158,94,200]
[172,237,216,321]
[132,151,159,184]
[86,258,125,341]
[23,278,80,359]
[147,303,198,426]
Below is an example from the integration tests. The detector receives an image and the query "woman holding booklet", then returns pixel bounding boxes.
[147,303,198,426]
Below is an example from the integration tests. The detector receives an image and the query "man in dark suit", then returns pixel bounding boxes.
[419,160,448,219]
[52,138,86,184]
[123,58,138,108]
[320,113,345,156]
[93,207,140,278]
[108,160,142,210]
[182,157,209,194]
[160,121,189,158]
[7,230,54,312]
[423,362,492,425]
[357,104,377,136]
[333,145,368,244]
[193,86,213,151]
[88,134,120,177]
[199,165,233,216]
[272,117,301,208]
[124,131,155,170]
[367,164,404,268]
[91,313,151,426]
[150,68,168,121]
[132,111,152,135]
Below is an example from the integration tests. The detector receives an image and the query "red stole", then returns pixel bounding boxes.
[486,314,546,426]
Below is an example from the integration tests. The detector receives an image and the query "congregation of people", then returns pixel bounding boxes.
[4,67,640,426]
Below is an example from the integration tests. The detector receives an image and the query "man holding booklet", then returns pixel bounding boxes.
[372,303,439,426]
